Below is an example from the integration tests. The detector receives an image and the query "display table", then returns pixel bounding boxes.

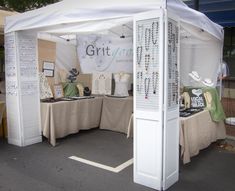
[100,96,133,134]
[180,109,226,164]
[41,97,103,146]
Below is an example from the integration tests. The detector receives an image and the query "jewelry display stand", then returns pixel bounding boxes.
[134,10,179,190]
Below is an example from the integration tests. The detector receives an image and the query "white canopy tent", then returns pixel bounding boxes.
[5,0,223,87]
[4,0,224,190]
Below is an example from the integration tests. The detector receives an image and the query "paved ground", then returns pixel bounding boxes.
[0,129,235,191]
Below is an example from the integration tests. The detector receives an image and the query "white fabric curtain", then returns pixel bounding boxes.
[54,42,79,83]
[180,26,222,87]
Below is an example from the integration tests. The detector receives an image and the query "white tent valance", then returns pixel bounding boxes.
[5,0,165,33]
[5,0,223,41]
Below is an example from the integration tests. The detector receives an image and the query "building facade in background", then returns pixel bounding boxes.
[184,0,235,78]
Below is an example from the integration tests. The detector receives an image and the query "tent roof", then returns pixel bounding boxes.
[5,0,223,41]
[167,0,223,40]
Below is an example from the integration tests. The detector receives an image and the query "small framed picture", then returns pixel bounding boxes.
[43,69,54,77]
[43,61,55,77]
[43,61,55,70]
[53,84,64,99]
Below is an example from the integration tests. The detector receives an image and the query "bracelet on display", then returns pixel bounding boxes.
[137,71,143,92]
[145,54,150,71]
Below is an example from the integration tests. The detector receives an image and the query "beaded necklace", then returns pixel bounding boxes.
[145,28,151,51]
[152,71,158,94]
[137,25,144,44]
[137,46,143,66]
[144,77,150,99]
[152,21,159,45]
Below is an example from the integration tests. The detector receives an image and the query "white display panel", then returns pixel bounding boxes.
[5,32,42,146]
[134,10,179,191]
[5,32,21,145]
[163,13,180,191]
[167,18,179,110]
[5,33,17,80]
[134,10,164,191]
[136,18,160,111]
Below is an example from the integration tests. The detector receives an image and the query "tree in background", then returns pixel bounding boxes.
[0,0,60,12]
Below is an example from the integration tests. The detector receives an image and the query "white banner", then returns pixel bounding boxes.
[77,34,133,73]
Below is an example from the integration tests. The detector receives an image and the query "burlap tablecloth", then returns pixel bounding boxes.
[180,109,226,164]
[41,97,103,146]
[100,96,133,134]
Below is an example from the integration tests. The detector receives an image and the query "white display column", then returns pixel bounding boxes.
[133,10,179,190]
[5,31,41,146]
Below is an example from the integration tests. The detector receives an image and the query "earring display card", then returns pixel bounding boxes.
[167,19,179,109]
[136,18,160,111]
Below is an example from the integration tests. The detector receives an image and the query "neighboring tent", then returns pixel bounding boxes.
[0,8,16,45]
[0,8,16,32]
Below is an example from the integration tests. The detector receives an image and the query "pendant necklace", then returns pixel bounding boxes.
[144,77,150,99]
[145,54,150,71]
[138,25,144,44]
[137,46,142,66]
[152,21,159,45]
[152,71,158,94]
[145,28,151,51]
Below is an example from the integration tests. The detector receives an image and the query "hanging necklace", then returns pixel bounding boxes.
[145,54,150,71]
[144,77,150,99]
[137,71,143,92]
[176,26,179,44]
[172,33,176,52]
[152,21,159,45]
[137,46,142,66]
[137,25,144,44]
[168,22,172,44]
[152,71,158,94]
[137,72,140,92]
[145,28,151,51]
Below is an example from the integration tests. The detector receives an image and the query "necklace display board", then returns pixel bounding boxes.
[134,10,179,190]
[5,31,41,146]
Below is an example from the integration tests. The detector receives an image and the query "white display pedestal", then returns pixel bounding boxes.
[134,10,179,190]
[5,32,41,146]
